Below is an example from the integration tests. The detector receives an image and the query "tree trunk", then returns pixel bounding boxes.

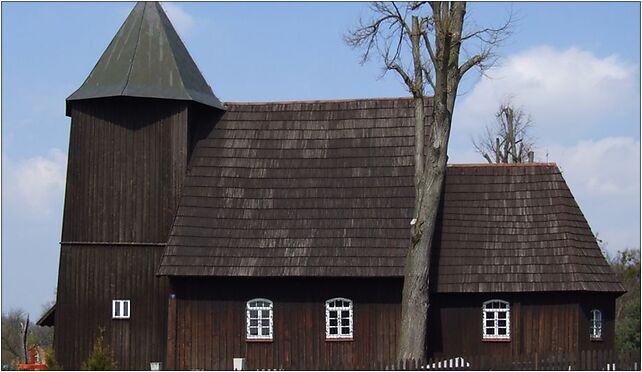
[398,160,446,359]
[22,316,29,364]
[398,93,452,360]
[506,107,517,162]
[397,1,468,361]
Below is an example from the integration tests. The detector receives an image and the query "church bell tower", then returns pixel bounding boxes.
[54,3,224,369]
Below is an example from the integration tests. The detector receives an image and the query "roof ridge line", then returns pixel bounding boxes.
[156,2,194,100]
[121,1,146,96]
[447,162,559,168]
[224,96,420,106]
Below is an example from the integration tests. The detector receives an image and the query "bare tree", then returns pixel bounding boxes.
[2,310,27,367]
[473,102,535,163]
[346,2,511,360]
[22,315,30,364]
[1,308,54,368]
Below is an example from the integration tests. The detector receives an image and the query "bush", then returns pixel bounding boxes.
[44,349,63,371]
[80,331,116,371]
[610,249,641,353]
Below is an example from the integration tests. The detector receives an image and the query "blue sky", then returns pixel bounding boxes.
[2,2,640,318]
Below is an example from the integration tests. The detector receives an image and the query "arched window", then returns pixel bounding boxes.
[325,298,353,340]
[482,300,510,341]
[590,309,602,340]
[246,299,273,340]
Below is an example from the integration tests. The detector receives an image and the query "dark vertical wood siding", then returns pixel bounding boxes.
[577,293,617,352]
[54,244,169,370]
[61,98,189,243]
[167,280,617,370]
[54,97,199,369]
[428,292,615,359]
[168,278,402,370]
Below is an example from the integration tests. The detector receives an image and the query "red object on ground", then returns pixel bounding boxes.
[16,363,47,371]
[16,346,48,370]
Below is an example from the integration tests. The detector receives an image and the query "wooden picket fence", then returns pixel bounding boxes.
[247,350,640,370]
[368,349,641,371]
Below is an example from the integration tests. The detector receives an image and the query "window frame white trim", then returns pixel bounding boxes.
[590,309,603,340]
[246,298,274,341]
[482,299,510,341]
[112,299,130,319]
[325,297,353,340]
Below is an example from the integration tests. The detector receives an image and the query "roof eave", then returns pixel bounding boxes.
[36,304,56,327]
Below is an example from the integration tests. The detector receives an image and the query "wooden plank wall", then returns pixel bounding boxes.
[61,98,189,243]
[170,281,617,370]
[576,293,617,352]
[54,244,169,370]
[428,292,615,359]
[169,277,402,370]
[54,97,200,369]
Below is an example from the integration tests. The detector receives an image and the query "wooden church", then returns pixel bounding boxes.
[45,2,624,370]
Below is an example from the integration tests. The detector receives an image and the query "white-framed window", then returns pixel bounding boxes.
[112,299,130,319]
[325,298,353,340]
[482,299,510,341]
[590,309,602,340]
[246,299,273,341]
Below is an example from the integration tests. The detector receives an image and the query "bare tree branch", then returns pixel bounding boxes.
[390,2,411,34]
[344,12,399,65]
[387,63,415,91]
[473,100,535,163]
[458,54,482,78]
[421,65,436,90]
[461,20,512,42]
[420,29,437,66]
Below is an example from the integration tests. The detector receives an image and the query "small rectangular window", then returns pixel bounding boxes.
[112,300,130,319]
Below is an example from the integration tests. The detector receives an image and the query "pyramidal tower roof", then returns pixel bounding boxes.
[66,2,225,114]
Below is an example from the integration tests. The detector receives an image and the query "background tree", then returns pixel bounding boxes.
[608,249,641,352]
[346,1,511,359]
[44,350,63,371]
[31,296,56,349]
[1,307,55,369]
[2,309,27,368]
[473,101,535,163]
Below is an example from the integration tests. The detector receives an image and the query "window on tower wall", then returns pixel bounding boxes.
[246,299,273,341]
[325,298,353,340]
[112,300,130,319]
[482,299,510,341]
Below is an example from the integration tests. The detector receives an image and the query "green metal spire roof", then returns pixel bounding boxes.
[66,2,225,114]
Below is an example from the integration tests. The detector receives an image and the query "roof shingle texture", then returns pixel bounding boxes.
[158,97,623,293]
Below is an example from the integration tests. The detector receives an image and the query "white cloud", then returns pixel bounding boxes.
[455,46,638,135]
[548,137,640,198]
[162,2,195,37]
[3,149,67,218]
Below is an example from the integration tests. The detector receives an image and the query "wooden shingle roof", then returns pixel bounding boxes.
[157,97,623,293]
[432,164,623,293]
